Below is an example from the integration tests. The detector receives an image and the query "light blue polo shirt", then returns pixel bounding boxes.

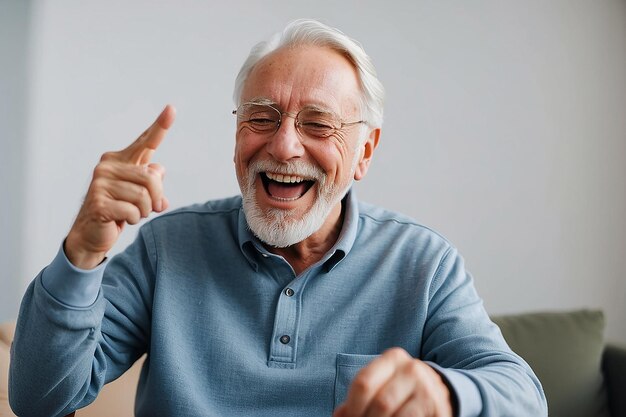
[9,191,546,417]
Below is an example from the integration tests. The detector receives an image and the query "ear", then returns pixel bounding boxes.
[354,128,381,181]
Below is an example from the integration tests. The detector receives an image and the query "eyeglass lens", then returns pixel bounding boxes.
[237,104,341,138]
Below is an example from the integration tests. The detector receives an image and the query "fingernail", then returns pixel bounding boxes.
[155,199,163,212]
[156,104,175,129]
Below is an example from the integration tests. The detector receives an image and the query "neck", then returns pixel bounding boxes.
[266,200,345,275]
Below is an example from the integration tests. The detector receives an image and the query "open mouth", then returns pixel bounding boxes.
[260,172,315,201]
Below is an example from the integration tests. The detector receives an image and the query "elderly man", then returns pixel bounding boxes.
[10,19,546,417]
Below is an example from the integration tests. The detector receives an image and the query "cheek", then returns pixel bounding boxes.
[235,132,262,166]
[313,139,356,180]
[234,134,256,184]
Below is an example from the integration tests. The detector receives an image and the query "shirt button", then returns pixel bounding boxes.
[279,335,290,344]
[261,253,269,258]
[284,288,295,297]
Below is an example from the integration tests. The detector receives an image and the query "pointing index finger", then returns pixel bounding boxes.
[123,104,176,165]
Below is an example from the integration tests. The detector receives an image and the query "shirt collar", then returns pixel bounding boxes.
[237,188,360,273]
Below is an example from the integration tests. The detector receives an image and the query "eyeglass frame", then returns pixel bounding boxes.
[232,101,367,139]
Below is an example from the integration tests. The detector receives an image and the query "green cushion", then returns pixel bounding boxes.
[492,310,610,417]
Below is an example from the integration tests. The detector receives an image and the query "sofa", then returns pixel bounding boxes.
[492,310,626,417]
[1,309,625,417]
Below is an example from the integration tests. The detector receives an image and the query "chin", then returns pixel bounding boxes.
[241,180,352,248]
[238,159,353,247]
[241,190,329,248]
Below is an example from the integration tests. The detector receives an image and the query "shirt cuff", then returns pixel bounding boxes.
[40,242,108,307]
[427,362,483,417]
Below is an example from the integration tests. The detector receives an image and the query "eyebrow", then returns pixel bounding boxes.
[301,104,336,115]
[246,97,277,106]
[244,98,337,116]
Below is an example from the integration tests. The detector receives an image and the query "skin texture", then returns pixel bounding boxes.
[63,44,451,417]
[235,45,380,274]
[64,105,175,269]
[333,348,453,417]
[236,45,451,417]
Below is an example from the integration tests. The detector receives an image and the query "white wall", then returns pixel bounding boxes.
[1,0,625,343]
[0,1,31,324]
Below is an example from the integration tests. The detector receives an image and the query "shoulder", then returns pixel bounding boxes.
[142,195,242,233]
[156,195,241,218]
[355,200,456,257]
[357,201,448,240]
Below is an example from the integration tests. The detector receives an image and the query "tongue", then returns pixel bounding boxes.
[267,181,308,200]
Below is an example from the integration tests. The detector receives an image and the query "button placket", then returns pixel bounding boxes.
[268,272,313,368]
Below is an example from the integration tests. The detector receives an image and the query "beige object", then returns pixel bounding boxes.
[0,322,16,417]
[0,321,142,417]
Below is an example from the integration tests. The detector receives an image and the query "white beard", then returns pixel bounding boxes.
[240,159,353,248]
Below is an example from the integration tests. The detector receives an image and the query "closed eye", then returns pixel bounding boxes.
[249,117,276,125]
[301,121,333,129]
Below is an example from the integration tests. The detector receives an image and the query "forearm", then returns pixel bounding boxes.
[10,230,155,416]
[434,359,547,417]
[9,274,107,417]
[423,247,547,416]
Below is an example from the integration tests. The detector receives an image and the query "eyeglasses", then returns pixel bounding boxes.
[232,102,366,139]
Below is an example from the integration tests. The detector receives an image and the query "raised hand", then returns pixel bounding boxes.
[333,348,454,417]
[65,105,176,269]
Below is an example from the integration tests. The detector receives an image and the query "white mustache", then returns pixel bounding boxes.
[249,160,326,184]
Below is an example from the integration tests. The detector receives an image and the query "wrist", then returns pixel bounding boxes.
[63,236,107,270]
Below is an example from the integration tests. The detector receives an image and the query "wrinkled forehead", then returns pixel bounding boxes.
[241,45,362,116]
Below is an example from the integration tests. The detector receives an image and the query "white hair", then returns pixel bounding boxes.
[233,19,385,128]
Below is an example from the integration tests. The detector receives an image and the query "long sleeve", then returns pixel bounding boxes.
[8,194,548,417]
[40,244,106,308]
[9,229,156,417]
[421,247,548,416]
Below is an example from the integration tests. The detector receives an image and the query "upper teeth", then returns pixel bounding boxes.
[266,172,305,184]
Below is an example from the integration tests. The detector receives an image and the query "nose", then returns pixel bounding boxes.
[265,113,305,162]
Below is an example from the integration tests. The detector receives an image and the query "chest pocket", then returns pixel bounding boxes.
[334,353,380,407]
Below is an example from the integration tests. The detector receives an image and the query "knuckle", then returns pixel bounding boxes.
[137,186,149,201]
[89,196,109,217]
[127,208,141,225]
[145,178,163,199]
[385,347,409,361]
[92,163,108,178]
[405,360,423,379]
[351,375,374,397]
[371,394,394,414]
[146,166,164,183]
[99,151,117,162]
[144,179,160,196]
[89,176,106,191]
[136,165,152,182]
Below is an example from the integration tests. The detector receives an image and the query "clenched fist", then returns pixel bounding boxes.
[334,348,454,417]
